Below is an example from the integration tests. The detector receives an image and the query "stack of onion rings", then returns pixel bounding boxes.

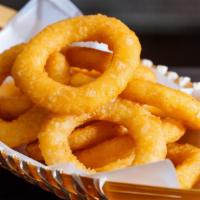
[0,14,199,189]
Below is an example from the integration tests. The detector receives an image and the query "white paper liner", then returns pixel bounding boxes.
[90,160,179,188]
[0,0,82,52]
[0,0,200,190]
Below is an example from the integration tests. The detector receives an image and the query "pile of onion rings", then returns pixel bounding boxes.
[0,14,199,189]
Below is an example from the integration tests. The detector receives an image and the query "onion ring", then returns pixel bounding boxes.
[0,44,70,119]
[0,107,47,148]
[39,98,166,170]
[122,80,200,130]
[12,14,141,114]
[167,143,200,189]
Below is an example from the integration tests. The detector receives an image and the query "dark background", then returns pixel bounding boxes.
[0,0,200,199]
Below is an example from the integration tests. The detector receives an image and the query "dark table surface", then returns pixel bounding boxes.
[0,1,200,200]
